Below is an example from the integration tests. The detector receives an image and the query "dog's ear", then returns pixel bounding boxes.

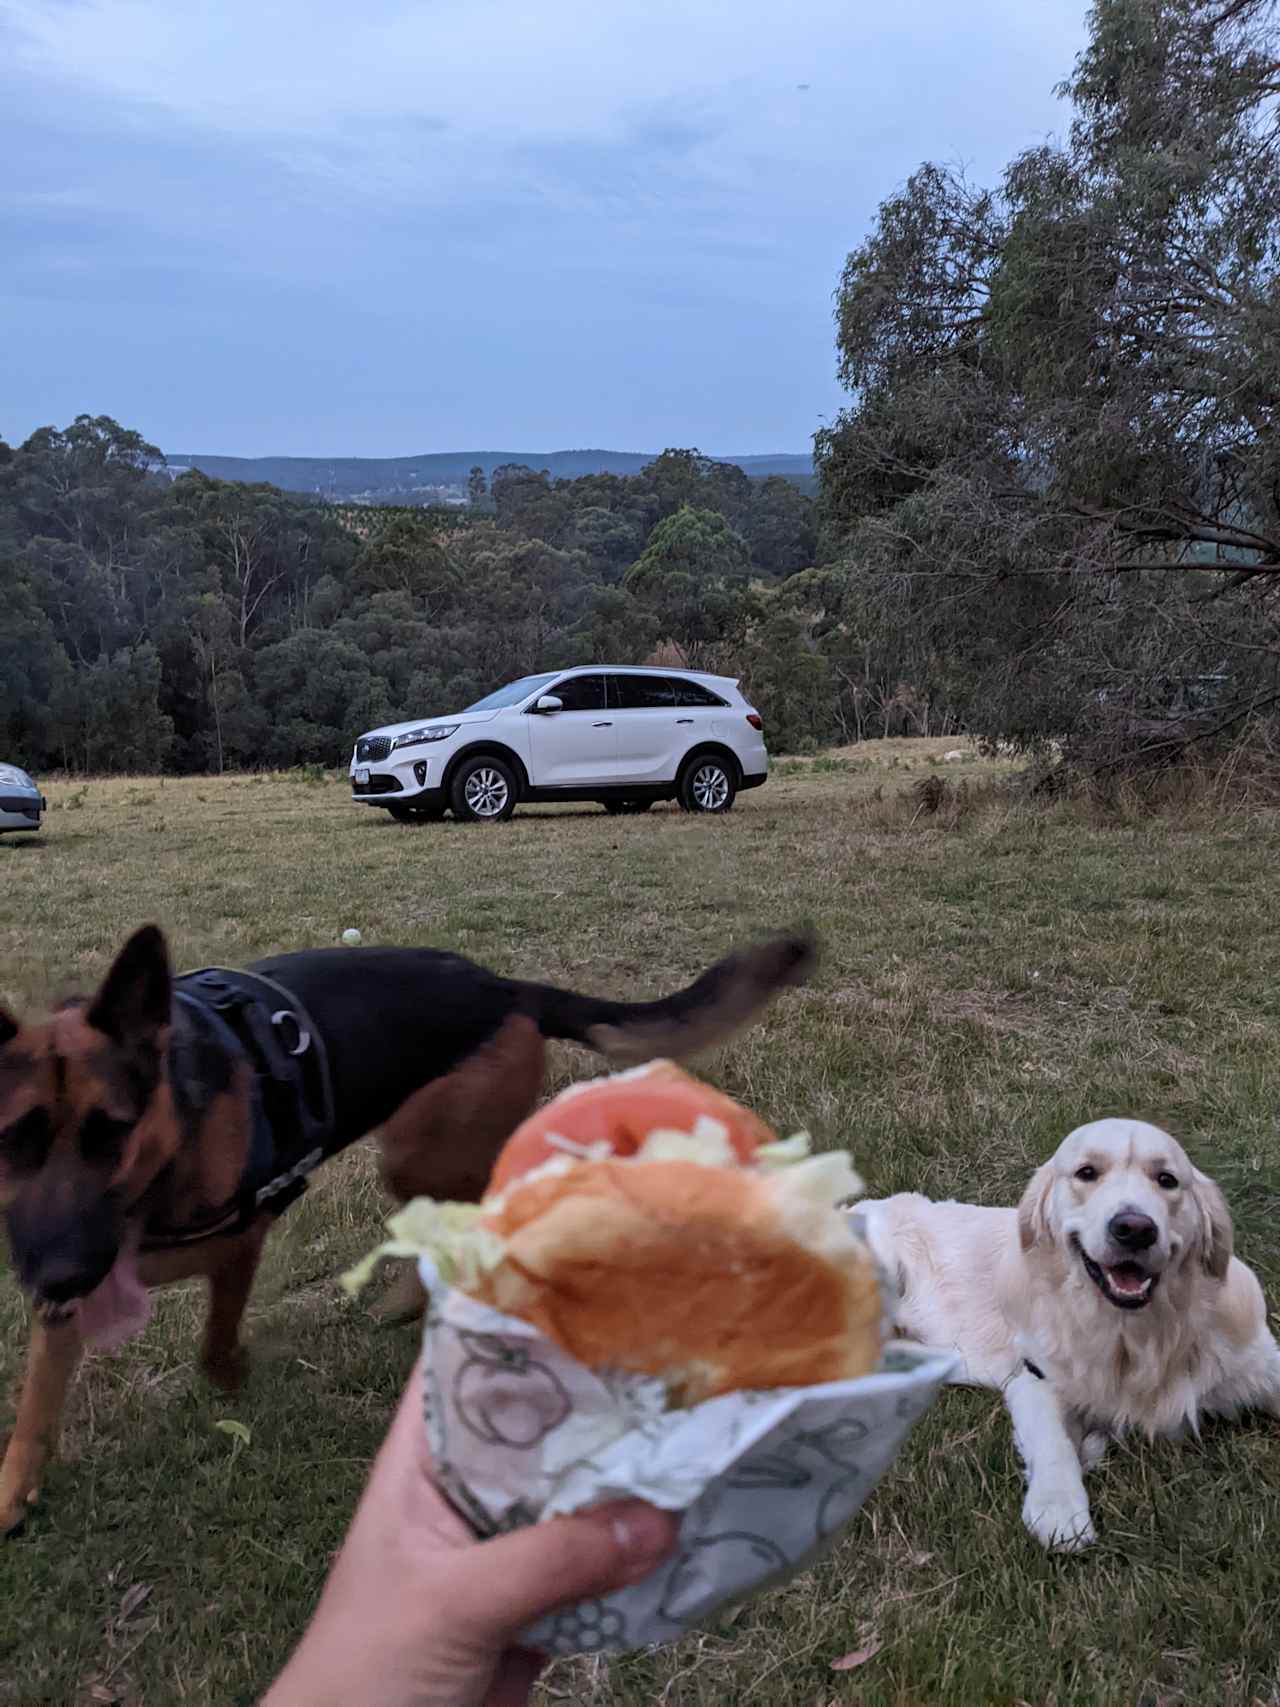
[1017,1161,1057,1252]
[379,1014,546,1204]
[1191,1169,1233,1280]
[0,1005,18,1048]
[87,924,173,1047]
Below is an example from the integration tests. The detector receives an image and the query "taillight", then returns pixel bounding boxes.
[746,713,763,731]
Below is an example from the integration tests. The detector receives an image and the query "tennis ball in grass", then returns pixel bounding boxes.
[341,928,363,946]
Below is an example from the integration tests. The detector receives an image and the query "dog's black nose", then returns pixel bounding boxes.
[25,1246,114,1304]
[33,1265,97,1304]
[1108,1211,1157,1251]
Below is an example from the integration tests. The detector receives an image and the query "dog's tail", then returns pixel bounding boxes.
[517,932,817,1065]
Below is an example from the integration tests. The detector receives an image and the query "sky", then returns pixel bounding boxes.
[2,0,1087,459]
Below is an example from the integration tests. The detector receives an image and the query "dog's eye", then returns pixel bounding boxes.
[0,1107,53,1171]
[1157,1171,1179,1190]
[79,1109,135,1163]
[1075,1164,1098,1182]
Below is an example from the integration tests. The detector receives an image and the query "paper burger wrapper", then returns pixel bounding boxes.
[416,1257,957,1656]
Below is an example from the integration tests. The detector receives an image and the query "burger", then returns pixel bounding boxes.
[348,1061,883,1404]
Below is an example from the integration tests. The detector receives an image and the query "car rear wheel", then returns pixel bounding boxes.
[678,755,736,814]
[604,799,653,815]
[387,802,445,823]
[451,756,519,822]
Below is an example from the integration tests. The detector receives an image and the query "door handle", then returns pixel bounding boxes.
[593,721,612,727]
[676,718,694,724]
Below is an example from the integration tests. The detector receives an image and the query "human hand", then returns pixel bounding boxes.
[263,1360,680,1707]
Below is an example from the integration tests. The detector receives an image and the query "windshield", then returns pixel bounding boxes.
[462,672,560,713]
[0,764,33,788]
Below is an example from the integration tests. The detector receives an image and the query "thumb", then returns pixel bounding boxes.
[451,1501,680,1644]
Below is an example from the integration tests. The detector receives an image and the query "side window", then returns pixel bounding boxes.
[549,674,606,712]
[610,674,674,710]
[668,678,728,708]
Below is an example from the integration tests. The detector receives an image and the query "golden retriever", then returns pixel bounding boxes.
[853,1118,1280,1549]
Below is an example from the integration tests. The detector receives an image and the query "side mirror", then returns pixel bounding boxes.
[533,695,563,714]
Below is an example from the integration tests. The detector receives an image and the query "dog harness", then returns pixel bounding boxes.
[140,968,337,1251]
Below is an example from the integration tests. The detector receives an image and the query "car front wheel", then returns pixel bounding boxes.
[678,755,736,814]
[451,756,519,822]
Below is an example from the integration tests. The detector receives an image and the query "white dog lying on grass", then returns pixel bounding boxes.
[853,1119,1280,1549]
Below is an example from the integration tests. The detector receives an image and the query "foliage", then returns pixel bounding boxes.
[816,0,1280,762]
[0,421,835,771]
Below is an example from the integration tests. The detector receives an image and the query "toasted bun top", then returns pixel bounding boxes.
[486,1060,778,1195]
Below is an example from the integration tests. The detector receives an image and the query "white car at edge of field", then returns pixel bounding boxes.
[348,665,769,823]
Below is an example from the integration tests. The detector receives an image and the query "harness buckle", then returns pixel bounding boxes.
[270,1008,311,1057]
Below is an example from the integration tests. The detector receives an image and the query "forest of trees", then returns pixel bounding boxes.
[4,0,1277,778]
[817,0,1280,768]
[0,422,880,774]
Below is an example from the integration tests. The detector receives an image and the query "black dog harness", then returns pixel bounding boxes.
[141,968,337,1251]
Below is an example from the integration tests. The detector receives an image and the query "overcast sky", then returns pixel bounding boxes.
[3,0,1086,459]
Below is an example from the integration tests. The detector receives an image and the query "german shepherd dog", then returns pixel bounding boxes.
[0,923,814,1534]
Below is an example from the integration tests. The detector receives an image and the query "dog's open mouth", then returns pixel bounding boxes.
[1073,1237,1159,1310]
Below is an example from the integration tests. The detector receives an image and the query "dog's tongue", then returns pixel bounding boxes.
[77,1247,152,1350]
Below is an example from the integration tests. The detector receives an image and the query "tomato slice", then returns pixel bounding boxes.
[487,1061,777,1195]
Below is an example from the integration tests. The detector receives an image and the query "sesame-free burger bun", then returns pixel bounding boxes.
[474,1151,883,1403]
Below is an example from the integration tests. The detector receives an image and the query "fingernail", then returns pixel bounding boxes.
[607,1503,679,1572]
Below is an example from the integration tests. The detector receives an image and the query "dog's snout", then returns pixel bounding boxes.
[32,1263,99,1305]
[7,1198,121,1305]
[1108,1211,1157,1251]
[24,1248,114,1303]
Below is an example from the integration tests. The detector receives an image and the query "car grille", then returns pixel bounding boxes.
[356,736,393,763]
[353,775,403,795]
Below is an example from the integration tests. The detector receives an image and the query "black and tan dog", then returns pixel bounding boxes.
[0,923,814,1534]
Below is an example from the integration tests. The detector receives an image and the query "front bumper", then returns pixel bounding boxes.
[350,752,446,806]
[0,793,44,831]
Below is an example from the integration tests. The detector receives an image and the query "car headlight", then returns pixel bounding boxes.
[390,725,460,751]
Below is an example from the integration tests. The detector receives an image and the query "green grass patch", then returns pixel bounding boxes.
[3,750,1280,1703]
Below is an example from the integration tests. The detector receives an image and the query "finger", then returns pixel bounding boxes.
[453,1500,680,1644]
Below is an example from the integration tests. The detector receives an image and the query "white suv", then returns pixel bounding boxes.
[349,666,769,823]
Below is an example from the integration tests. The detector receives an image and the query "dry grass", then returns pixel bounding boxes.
[3,754,1280,1704]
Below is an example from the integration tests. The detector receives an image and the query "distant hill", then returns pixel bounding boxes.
[162,447,817,502]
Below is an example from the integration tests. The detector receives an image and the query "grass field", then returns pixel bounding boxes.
[3,743,1280,1706]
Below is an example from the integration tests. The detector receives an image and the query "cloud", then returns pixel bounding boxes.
[5,0,1080,207]
[1,0,1089,453]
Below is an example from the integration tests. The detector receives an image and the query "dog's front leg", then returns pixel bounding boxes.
[1005,1368,1095,1551]
[201,1219,268,1392]
[1,1311,84,1536]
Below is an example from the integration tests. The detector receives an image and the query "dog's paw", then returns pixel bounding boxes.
[0,1441,44,1538]
[203,1346,250,1393]
[2,1503,31,1539]
[1022,1483,1095,1552]
[0,1477,38,1539]
[1080,1430,1109,1474]
[371,1264,428,1328]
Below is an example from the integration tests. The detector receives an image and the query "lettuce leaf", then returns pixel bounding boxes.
[341,1199,505,1297]
[341,1122,866,1297]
